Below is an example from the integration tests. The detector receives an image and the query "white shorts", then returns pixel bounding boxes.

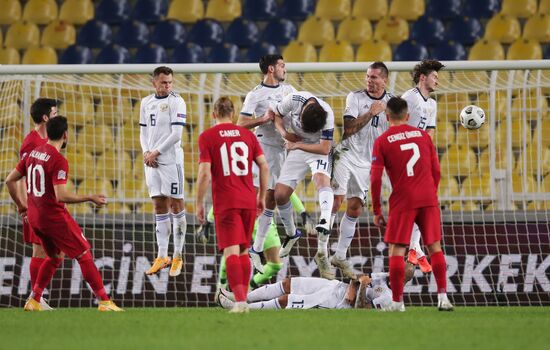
[144,163,185,199]
[286,277,350,309]
[277,149,331,190]
[332,155,370,203]
[252,143,285,189]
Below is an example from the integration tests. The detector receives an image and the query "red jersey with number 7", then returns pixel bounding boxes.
[198,123,264,213]
[370,124,440,215]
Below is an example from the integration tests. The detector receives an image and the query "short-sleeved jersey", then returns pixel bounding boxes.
[198,123,263,213]
[240,82,296,147]
[275,91,335,144]
[16,143,70,229]
[371,124,440,214]
[341,90,393,167]
[20,130,47,161]
[139,92,186,165]
[401,88,437,131]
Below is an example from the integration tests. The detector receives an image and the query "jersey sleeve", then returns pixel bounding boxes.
[198,133,212,163]
[170,95,187,126]
[240,91,257,117]
[276,93,294,118]
[343,92,359,119]
[52,157,69,185]
[139,98,147,127]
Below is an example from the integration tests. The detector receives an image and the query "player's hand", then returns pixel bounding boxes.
[262,109,275,123]
[284,141,299,151]
[369,101,386,117]
[17,205,28,221]
[374,214,386,228]
[358,275,371,285]
[284,132,301,143]
[90,194,107,207]
[196,203,205,224]
[256,195,266,215]
[144,150,160,168]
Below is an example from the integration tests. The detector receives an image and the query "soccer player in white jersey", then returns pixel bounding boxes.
[330,62,392,279]
[401,59,445,274]
[217,272,393,310]
[139,66,187,277]
[269,92,335,279]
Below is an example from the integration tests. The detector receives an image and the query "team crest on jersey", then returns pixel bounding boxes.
[57,170,66,180]
[160,104,169,112]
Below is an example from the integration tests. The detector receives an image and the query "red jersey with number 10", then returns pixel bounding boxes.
[371,124,440,215]
[198,123,263,213]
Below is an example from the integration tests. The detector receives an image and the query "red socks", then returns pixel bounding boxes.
[33,257,62,302]
[29,257,46,289]
[78,251,109,301]
[389,256,405,302]
[226,255,246,302]
[239,254,251,287]
[430,250,447,293]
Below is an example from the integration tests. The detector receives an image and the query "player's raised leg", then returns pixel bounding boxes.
[312,171,335,280]
[274,183,302,258]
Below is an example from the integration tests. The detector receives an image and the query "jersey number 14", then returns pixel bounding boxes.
[220,141,249,176]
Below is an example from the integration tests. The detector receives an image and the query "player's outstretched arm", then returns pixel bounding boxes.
[273,110,301,143]
[255,154,269,213]
[343,101,385,140]
[286,138,332,155]
[5,168,27,216]
[54,183,106,206]
[195,162,212,224]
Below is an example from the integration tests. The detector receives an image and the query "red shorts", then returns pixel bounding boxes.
[214,208,256,251]
[384,206,442,246]
[23,220,42,245]
[32,213,91,259]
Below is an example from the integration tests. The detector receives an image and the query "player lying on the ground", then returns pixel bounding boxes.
[217,273,392,310]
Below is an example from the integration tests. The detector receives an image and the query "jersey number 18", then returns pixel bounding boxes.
[220,141,249,176]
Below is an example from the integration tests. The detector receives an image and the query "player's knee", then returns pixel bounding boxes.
[32,244,48,259]
[170,198,185,213]
[76,250,93,263]
[332,196,344,212]
[427,241,442,256]
[278,294,288,308]
[282,278,291,293]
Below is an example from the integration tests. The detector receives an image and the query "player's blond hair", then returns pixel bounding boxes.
[213,97,234,119]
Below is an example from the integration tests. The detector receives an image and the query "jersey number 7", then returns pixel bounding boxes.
[400,142,420,177]
[220,141,249,176]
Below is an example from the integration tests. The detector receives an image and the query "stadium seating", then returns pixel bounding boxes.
[484,14,521,44]
[151,20,186,48]
[22,0,58,25]
[78,124,115,155]
[319,41,354,62]
[336,16,372,45]
[132,0,168,24]
[497,120,533,149]
[439,145,477,177]
[512,172,537,194]
[463,0,500,19]
[389,0,424,21]
[134,44,168,63]
[262,18,297,46]
[206,0,241,22]
[96,0,130,24]
[207,43,241,63]
[374,16,409,45]
[500,0,537,18]
[167,0,204,23]
[431,41,467,61]
[511,91,548,121]
[96,96,133,125]
[516,145,550,177]
[172,42,205,63]
[96,44,131,64]
[77,19,112,48]
[226,18,260,47]
[5,21,40,50]
[535,120,550,147]
[446,17,484,45]
[188,19,224,47]
[393,40,429,61]
[314,0,351,21]
[282,41,317,62]
[41,20,76,50]
[468,39,505,60]
[457,124,490,150]
[411,16,445,45]
[59,45,93,64]
[433,122,456,148]
[59,95,95,125]
[356,39,392,62]
[507,39,543,60]
[246,42,278,63]
[523,14,550,43]
[0,0,22,25]
[59,0,94,25]
[541,0,550,15]
[279,0,315,21]
[0,48,21,65]
[243,0,277,21]
[298,16,335,46]
[461,176,492,204]
[425,0,461,20]
[351,0,387,21]
[66,150,95,181]
[116,20,150,48]
[439,177,460,205]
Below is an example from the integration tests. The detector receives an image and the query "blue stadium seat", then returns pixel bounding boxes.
[544,45,550,59]
[243,0,278,21]
[279,0,314,21]
[393,40,429,61]
[96,0,130,24]
[425,0,461,20]
[188,19,224,47]
[226,18,259,47]
[445,17,483,45]
[132,0,168,24]
[463,0,500,19]
[262,18,297,46]
[246,42,278,63]
[115,20,150,48]
[411,16,445,45]
[172,42,205,63]
[60,45,93,64]
[134,44,168,63]
[207,43,242,63]
[96,44,131,63]
[77,19,112,48]
[151,20,186,48]
[431,41,467,61]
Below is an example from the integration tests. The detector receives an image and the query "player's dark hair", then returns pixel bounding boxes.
[213,97,234,118]
[386,97,408,120]
[413,59,444,84]
[369,61,389,78]
[30,98,57,124]
[259,54,283,75]
[46,115,68,141]
[301,101,327,133]
[153,66,173,77]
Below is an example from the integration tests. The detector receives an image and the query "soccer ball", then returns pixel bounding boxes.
[459,105,485,130]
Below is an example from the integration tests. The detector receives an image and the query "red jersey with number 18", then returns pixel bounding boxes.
[198,123,264,213]
[371,124,440,215]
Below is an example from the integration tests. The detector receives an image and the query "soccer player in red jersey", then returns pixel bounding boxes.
[17,98,58,309]
[196,97,269,313]
[5,116,123,311]
[370,97,453,312]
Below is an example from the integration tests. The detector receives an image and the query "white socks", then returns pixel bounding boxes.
[253,209,274,252]
[277,201,296,237]
[247,281,286,302]
[172,210,187,258]
[335,214,358,260]
[248,299,281,310]
[155,213,171,258]
[318,187,334,225]
[409,224,425,258]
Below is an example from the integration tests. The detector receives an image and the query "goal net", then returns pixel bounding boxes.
[0,62,549,308]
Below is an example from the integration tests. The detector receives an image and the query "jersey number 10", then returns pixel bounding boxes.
[220,141,249,176]
[26,164,46,197]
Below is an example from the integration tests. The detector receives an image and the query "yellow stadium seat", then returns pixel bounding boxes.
[58,95,94,126]
[96,97,133,125]
[319,40,354,62]
[468,40,505,60]
[282,41,318,62]
[22,0,58,25]
[461,175,493,203]
[500,0,537,18]
[297,16,335,46]
[324,96,346,125]
[205,0,241,22]
[300,72,339,93]
[5,21,40,50]
[526,200,550,210]
[315,0,351,21]
[41,20,76,49]
[511,91,548,121]
[0,0,21,25]
[512,172,536,193]
[78,179,115,198]
[168,0,204,23]
[40,81,77,101]
[497,120,533,149]
[79,74,118,98]
[456,124,490,150]
[523,14,550,43]
[77,124,115,155]
[439,145,477,177]
[59,0,94,25]
[433,122,456,149]
[507,39,542,60]
[336,16,372,45]
[0,47,21,65]
[534,120,550,147]
[374,16,408,45]
[449,201,480,212]
[477,91,507,120]
[516,144,550,177]
[356,39,392,62]
[438,176,460,203]
[451,71,490,90]
[66,150,95,182]
[484,14,521,44]
[352,0,387,21]
[119,123,142,153]
[389,0,424,21]
[96,151,134,182]
[540,0,550,14]
[478,147,514,174]
[439,93,471,115]
[22,46,58,65]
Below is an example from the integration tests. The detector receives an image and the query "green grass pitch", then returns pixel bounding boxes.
[1,307,548,350]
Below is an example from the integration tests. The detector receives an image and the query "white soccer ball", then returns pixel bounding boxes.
[460,105,485,130]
